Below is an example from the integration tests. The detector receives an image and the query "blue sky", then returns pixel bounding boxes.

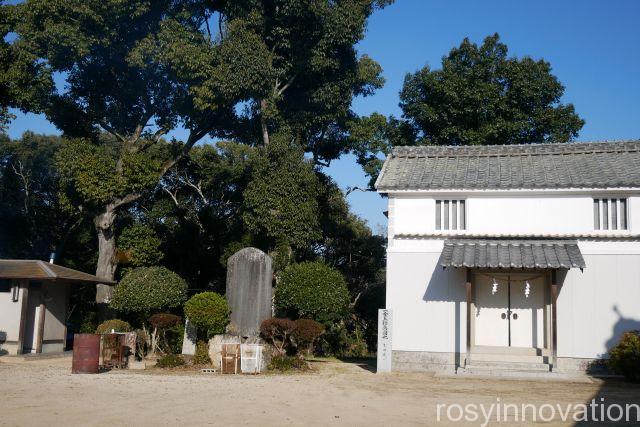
[7,0,640,234]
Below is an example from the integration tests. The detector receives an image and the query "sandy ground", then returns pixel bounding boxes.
[0,356,638,427]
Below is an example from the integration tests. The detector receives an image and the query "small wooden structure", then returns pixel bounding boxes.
[220,344,240,374]
[0,259,114,355]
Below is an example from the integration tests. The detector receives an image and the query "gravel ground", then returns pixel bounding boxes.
[0,356,638,426]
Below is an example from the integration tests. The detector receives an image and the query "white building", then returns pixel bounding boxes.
[375,141,640,375]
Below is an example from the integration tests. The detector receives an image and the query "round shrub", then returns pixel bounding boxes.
[183,292,230,338]
[260,318,296,355]
[149,313,182,330]
[608,330,640,382]
[268,355,308,372]
[110,267,188,314]
[96,319,131,334]
[275,261,350,324]
[293,319,324,351]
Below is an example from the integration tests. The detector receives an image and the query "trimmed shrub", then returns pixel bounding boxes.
[156,353,185,368]
[292,319,324,354]
[260,318,296,355]
[193,341,211,365]
[268,355,308,372]
[608,330,640,382]
[96,319,132,334]
[110,267,188,314]
[183,292,230,339]
[275,261,350,324]
[149,313,182,329]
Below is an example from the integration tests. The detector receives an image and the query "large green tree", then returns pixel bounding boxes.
[353,34,585,185]
[6,0,390,313]
[399,34,585,146]
[0,2,52,131]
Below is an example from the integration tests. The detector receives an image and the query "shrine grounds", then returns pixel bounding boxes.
[1,356,639,426]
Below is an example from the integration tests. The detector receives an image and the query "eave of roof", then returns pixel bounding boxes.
[438,239,586,269]
[0,260,116,284]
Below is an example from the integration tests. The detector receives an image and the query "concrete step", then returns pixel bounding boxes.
[471,346,550,357]
[469,353,549,364]
[455,368,574,380]
[465,361,551,372]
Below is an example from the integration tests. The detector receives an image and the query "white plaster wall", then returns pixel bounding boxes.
[386,251,467,353]
[0,285,23,343]
[391,194,639,236]
[386,193,640,360]
[557,252,640,359]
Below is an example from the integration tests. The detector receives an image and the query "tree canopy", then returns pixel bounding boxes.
[352,34,586,186]
[401,34,584,146]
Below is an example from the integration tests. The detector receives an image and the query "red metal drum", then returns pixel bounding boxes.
[72,333,100,374]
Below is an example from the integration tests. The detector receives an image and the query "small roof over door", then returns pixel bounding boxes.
[438,239,586,269]
[0,260,115,284]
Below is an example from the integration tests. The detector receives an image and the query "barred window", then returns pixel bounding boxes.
[594,198,628,230]
[436,199,466,230]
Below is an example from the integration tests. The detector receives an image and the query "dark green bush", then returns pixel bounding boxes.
[275,261,350,324]
[156,353,185,368]
[193,341,211,365]
[608,330,640,382]
[184,292,230,339]
[268,355,308,372]
[110,267,188,314]
[95,319,132,334]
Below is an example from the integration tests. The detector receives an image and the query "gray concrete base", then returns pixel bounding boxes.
[392,351,603,377]
[392,351,458,373]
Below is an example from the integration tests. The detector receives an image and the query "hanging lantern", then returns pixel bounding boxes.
[491,278,498,295]
[525,281,531,298]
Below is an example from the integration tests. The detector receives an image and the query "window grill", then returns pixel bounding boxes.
[436,199,466,230]
[594,198,628,230]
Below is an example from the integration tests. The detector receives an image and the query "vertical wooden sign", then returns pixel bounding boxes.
[377,309,393,373]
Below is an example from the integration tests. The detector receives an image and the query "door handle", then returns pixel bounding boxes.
[501,313,506,319]
[512,313,518,320]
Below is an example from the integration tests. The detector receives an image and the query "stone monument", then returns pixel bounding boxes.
[226,247,273,337]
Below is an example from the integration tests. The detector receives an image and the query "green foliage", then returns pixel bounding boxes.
[352,34,585,186]
[268,355,308,372]
[118,224,163,267]
[55,138,162,211]
[95,319,132,334]
[110,267,188,314]
[275,262,350,324]
[156,353,185,368]
[243,136,321,251]
[608,330,640,382]
[193,341,211,365]
[0,133,78,259]
[0,3,52,131]
[183,292,230,339]
[78,312,98,334]
[399,34,584,146]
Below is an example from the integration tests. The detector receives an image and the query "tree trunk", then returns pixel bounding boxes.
[94,208,118,321]
[260,99,270,146]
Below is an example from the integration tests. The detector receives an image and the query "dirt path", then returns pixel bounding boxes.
[0,357,638,426]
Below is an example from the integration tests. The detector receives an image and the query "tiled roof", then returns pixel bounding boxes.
[438,239,586,269]
[375,141,640,191]
[0,260,115,284]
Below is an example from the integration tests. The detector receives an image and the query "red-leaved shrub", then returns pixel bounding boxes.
[260,318,296,355]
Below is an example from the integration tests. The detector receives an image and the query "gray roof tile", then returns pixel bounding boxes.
[438,240,586,269]
[376,141,640,191]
